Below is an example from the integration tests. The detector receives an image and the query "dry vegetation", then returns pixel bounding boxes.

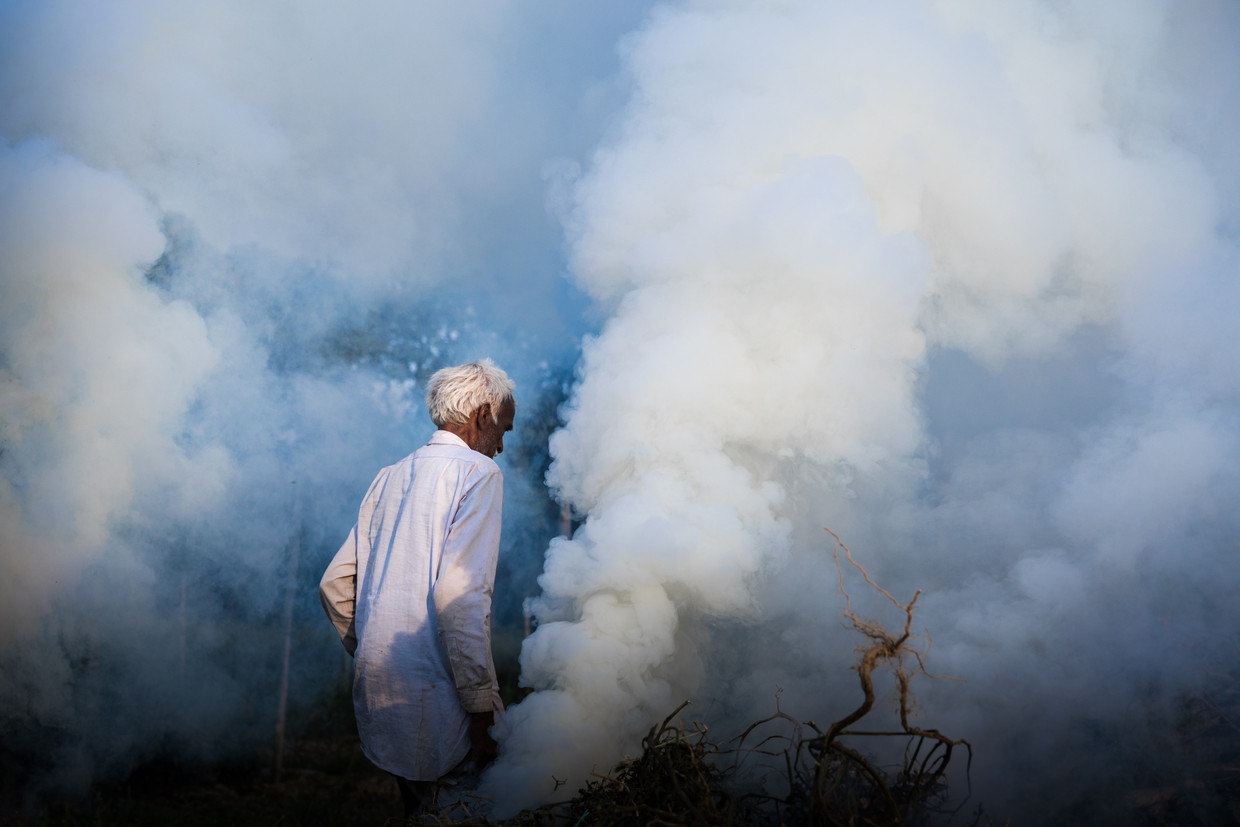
[411,528,976,827]
[16,531,1240,826]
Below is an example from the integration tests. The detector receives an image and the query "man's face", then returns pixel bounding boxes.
[475,398,516,458]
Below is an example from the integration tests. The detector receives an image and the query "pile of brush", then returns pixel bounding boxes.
[416,530,974,827]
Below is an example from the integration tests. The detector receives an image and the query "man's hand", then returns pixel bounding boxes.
[468,711,497,768]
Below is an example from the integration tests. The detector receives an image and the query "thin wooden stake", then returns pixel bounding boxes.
[274,480,301,782]
[179,570,188,687]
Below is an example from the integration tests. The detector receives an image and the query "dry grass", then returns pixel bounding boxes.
[408,528,976,827]
[18,525,1240,826]
[12,528,980,827]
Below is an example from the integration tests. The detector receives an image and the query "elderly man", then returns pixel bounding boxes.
[319,359,516,815]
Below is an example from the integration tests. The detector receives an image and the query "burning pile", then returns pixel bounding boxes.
[422,531,974,826]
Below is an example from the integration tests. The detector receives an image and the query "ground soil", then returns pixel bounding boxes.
[7,734,409,827]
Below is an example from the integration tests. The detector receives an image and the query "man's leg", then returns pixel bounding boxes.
[393,754,472,818]
[393,775,433,819]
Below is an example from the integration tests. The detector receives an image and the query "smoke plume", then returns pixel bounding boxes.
[2,1,1239,823]
[484,0,1240,819]
[0,0,652,805]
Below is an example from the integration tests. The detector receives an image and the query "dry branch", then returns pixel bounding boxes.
[411,529,973,826]
[797,527,972,826]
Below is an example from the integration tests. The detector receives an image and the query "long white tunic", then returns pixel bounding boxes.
[319,430,504,780]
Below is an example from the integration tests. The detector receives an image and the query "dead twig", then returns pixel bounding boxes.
[796,528,973,826]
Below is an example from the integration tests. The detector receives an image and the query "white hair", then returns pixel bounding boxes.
[425,359,515,427]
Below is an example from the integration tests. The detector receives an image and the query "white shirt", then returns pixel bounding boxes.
[319,430,504,780]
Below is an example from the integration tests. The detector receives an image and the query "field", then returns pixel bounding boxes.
[9,543,1240,827]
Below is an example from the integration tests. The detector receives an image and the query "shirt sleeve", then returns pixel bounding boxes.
[319,524,359,657]
[433,464,503,713]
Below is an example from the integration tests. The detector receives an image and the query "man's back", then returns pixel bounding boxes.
[325,430,504,780]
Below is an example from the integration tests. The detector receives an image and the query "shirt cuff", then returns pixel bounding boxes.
[458,686,495,714]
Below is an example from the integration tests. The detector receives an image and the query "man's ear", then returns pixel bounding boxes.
[473,403,492,428]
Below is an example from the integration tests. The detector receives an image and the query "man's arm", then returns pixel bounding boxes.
[319,525,359,656]
[468,709,498,767]
[433,466,503,760]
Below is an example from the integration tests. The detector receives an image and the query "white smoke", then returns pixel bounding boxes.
[0,142,219,639]
[3,0,1238,820]
[485,0,1240,819]
[0,0,654,800]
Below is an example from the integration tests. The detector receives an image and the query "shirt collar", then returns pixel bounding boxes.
[428,430,470,449]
